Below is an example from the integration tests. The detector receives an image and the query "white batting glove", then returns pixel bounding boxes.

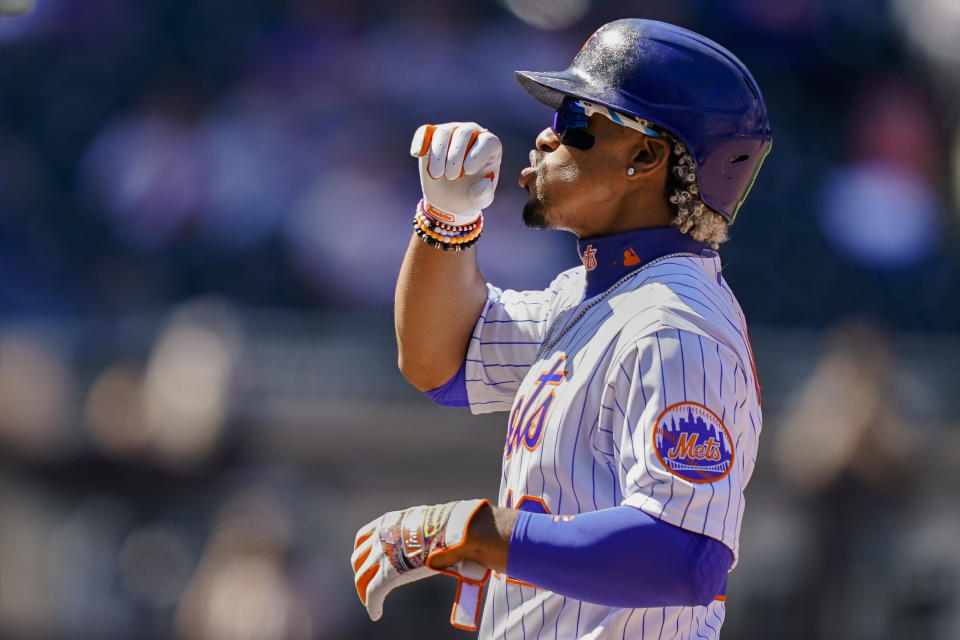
[410,123,502,226]
[351,498,491,631]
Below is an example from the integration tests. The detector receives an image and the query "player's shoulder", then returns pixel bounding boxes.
[540,265,586,308]
[487,265,583,302]
[611,252,750,358]
[615,252,728,319]
[638,251,725,296]
[547,265,585,292]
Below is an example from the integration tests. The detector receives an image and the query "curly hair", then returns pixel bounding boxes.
[662,137,729,249]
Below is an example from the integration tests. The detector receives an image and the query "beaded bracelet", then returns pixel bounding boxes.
[413,200,483,251]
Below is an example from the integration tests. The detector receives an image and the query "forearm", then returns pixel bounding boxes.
[434,504,731,608]
[507,506,731,607]
[394,232,488,391]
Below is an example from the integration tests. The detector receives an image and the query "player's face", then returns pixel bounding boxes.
[519,113,659,237]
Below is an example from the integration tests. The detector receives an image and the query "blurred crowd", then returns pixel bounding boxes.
[1,0,959,323]
[1,0,959,638]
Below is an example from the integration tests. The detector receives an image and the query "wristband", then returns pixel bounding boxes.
[414,200,483,251]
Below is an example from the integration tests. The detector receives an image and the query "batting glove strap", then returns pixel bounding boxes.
[351,498,491,631]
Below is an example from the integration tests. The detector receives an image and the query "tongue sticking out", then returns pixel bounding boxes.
[519,166,537,187]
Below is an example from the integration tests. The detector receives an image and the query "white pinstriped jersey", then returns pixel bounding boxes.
[464,250,761,639]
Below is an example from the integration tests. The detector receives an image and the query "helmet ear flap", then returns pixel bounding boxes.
[698,138,772,221]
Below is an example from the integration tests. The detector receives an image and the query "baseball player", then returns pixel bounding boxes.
[351,19,771,639]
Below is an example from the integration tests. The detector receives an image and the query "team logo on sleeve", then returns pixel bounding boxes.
[652,402,734,483]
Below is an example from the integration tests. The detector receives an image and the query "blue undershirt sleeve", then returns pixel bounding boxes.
[424,362,469,408]
[506,505,732,608]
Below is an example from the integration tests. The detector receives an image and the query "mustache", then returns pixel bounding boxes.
[529,149,543,168]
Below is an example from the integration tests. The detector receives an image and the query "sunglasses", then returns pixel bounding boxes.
[552,98,662,150]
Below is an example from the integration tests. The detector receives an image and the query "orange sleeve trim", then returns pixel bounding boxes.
[506,575,541,589]
[492,571,542,590]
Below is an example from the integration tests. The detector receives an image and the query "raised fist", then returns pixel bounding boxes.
[410,122,502,226]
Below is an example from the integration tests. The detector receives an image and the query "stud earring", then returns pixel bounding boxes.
[626,167,635,176]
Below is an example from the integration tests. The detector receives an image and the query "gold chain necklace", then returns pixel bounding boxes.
[538,252,699,356]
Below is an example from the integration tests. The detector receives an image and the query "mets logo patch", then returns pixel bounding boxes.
[652,402,734,484]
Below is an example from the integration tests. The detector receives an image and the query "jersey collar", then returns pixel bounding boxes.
[577,226,708,299]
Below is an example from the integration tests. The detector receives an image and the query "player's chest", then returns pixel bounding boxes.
[500,348,606,466]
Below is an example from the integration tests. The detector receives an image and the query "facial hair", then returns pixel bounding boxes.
[521,164,550,229]
[522,160,581,230]
[522,197,548,228]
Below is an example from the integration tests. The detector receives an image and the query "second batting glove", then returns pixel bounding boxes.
[351,498,491,631]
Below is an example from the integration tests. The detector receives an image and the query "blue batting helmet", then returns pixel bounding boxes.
[515,19,772,222]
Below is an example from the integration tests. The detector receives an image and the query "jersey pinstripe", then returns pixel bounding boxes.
[464,252,761,639]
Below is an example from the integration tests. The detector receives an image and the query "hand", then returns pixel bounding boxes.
[410,123,502,226]
[351,498,491,631]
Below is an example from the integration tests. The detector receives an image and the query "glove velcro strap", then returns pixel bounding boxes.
[451,574,486,631]
[426,498,491,632]
[421,200,481,228]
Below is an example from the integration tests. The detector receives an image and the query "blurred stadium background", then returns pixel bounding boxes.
[1,0,959,638]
